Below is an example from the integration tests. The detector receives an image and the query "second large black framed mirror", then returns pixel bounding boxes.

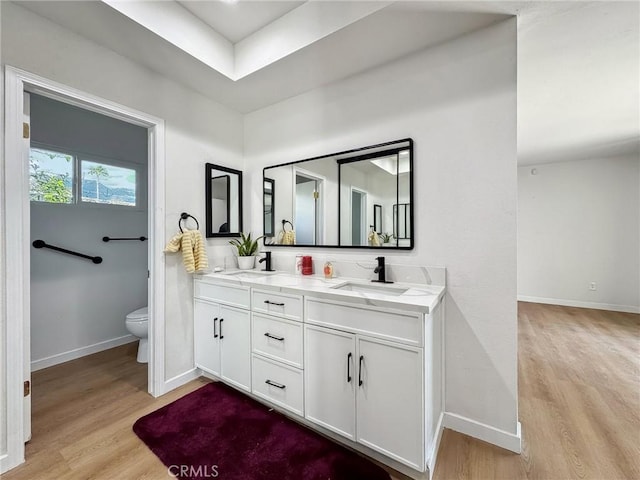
[262,138,413,249]
[205,163,242,238]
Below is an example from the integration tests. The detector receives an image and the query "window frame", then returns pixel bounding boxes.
[28,144,76,205]
[29,141,146,210]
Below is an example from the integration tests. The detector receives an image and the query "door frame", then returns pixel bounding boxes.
[1,66,167,472]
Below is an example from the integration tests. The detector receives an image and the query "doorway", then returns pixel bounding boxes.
[28,93,149,373]
[2,66,166,473]
[294,170,324,245]
[351,188,367,246]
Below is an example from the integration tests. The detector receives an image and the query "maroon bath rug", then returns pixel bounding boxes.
[133,381,391,480]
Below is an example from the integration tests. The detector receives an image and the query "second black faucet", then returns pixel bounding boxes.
[372,256,393,284]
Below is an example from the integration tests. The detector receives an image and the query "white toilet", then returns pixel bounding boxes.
[125,306,149,363]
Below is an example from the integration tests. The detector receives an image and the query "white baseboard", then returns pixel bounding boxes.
[427,412,445,479]
[442,412,521,454]
[518,295,639,314]
[31,335,137,372]
[162,368,201,394]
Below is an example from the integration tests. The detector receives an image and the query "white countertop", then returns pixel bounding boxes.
[196,270,445,314]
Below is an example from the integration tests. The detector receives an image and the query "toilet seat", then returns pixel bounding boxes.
[126,307,148,322]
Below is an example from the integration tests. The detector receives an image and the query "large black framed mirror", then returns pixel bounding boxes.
[205,163,242,238]
[262,139,413,249]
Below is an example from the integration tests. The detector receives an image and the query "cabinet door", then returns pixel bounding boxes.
[356,336,424,470]
[304,325,356,440]
[219,305,251,392]
[194,301,221,376]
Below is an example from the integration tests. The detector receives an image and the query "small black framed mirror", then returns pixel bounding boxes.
[373,204,382,234]
[263,178,275,238]
[205,163,242,238]
[393,203,411,239]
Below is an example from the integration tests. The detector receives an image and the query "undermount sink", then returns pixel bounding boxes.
[331,282,409,296]
[224,270,277,278]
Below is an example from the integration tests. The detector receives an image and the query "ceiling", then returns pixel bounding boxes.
[178,1,305,43]
[14,1,640,165]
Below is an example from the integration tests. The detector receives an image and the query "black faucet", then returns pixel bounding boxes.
[372,256,393,283]
[258,251,275,272]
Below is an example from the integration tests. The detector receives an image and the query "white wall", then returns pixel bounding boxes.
[518,154,640,312]
[0,2,244,382]
[29,94,148,367]
[244,18,519,439]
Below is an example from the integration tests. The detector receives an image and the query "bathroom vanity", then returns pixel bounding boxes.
[193,270,445,479]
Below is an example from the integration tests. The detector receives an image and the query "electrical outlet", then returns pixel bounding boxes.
[589,282,597,291]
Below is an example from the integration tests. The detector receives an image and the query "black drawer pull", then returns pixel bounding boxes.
[219,318,224,339]
[347,352,352,383]
[264,300,285,307]
[265,379,286,389]
[358,355,364,387]
[264,332,285,341]
[213,317,218,338]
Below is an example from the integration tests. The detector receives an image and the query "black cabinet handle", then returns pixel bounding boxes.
[264,300,285,306]
[213,317,218,338]
[264,332,285,341]
[219,318,224,339]
[265,379,286,389]
[358,355,364,387]
[347,352,352,383]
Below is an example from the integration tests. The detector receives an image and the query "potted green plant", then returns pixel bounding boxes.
[229,232,264,270]
[380,232,394,245]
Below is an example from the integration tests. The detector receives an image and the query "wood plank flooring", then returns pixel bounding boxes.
[433,302,640,480]
[3,303,638,480]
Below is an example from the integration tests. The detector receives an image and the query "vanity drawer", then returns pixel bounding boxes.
[252,314,303,368]
[305,298,423,347]
[252,355,304,416]
[252,289,303,321]
[195,281,250,309]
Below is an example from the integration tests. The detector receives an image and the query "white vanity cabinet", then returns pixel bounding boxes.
[193,274,444,480]
[304,298,427,471]
[193,281,251,392]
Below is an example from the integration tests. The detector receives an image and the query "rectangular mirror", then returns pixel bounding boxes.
[205,163,242,238]
[263,139,413,249]
[263,178,275,238]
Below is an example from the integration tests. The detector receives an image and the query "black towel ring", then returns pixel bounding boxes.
[179,212,200,233]
[282,219,293,231]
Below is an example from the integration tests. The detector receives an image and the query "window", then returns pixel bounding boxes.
[81,160,137,206]
[29,147,74,204]
[29,144,141,208]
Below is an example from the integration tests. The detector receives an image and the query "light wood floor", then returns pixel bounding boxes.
[3,303,638,480]
[433,302,639,480]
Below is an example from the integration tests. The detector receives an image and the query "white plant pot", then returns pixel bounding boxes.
[237,256,255,270]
